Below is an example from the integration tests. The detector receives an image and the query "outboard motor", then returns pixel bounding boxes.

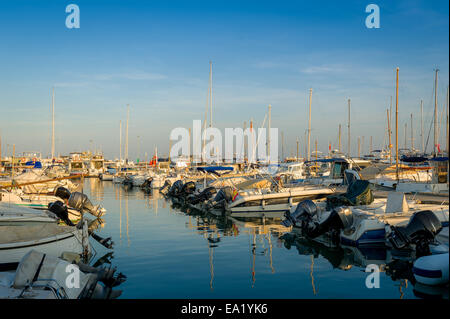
[207,186,234,209]
[54,186,71,201]
[48,201,75,226]
[141,177,153,189]
[181,181,196,197]
[186,187,217,205]
[159,180,172,195]
[388,210,442,256]
[68,192,104,218]
[303,206,354,242]
[282,200,317,227]
[168,180,184,197]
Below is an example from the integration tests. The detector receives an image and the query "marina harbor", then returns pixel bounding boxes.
[0,0,448,301]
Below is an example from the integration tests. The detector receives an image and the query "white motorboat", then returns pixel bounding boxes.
[283,191,448,250]
[0,250,125,299]
[224,185,335,218]
[0,222,90,270]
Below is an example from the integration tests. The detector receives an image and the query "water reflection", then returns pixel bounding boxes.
[82,179,446,299]
[173,196,292,290]
[280,232,448,299]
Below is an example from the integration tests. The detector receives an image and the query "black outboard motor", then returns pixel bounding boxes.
[186,187,217,205]
[207,186,234,209]
[54,186,71,201]
[159,180,172,195]
[181,181,196,197]
[141,177,153,189]
[68,192,103,218]
[168,180,184,197]
[48,201,75,226]
[303,207,354,241]
[282,200,317,227]
[388,210,442,256]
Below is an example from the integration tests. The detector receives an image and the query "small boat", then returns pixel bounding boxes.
[223,184,335,218]
[99,171,114,181]
[283,189,448,254]
[0,222,90,270]
[0,250,125,299]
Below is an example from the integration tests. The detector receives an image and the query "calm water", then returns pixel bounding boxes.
[84,178,424,299]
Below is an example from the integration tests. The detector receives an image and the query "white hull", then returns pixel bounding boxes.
[0,225,87,268]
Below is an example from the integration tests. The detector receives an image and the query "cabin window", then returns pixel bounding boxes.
[71,162,83,169]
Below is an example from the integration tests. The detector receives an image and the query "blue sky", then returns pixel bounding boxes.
[0,0,448,159]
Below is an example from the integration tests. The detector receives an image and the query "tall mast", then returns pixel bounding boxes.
[119,120,122,161]
[434,69,439,156]
[347,98,351,157]
[362,136,365,156]
[446,85,449,154]
[410,113,414,150]
[446,85,449,188]
[268,104,271,163]
[370,136,373,153]
[209,60,213,128]
[404,123,407,149]
[338,124,341,153]
[420,99,424,154]
[387,108,392,163]
[307,88,312,161]
[281,131,284,162]
[296,137,299,161]
[395,67,399,181]
[357,137,361,158]
[125,104,129,161]
[51,87,55,159]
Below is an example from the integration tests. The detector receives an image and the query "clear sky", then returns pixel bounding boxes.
[0,0,448,160]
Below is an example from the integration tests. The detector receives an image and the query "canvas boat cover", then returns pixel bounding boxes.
[13,250,90,298]
[326,180,374,210]
[235,178,272,190]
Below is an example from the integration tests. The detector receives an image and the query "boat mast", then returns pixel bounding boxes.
[307,88,312,161]
[209,61,213,128]
[338,124,341,153]
[125,104,129,161]
[387,109,392,163]
[357,137,360,158]
[395,67,399,182]
[296,137,299,161]
[420,99,424,154]
[404,123,407,150]
[446,85,449,155]
[370,136,373,154]
[410,113,414,151]
[119,120,122,162]
[434,69,439,156]
[446,85,449,188]
[268,104,271,163]
[51,87,55,160]
[347,98,351,158]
